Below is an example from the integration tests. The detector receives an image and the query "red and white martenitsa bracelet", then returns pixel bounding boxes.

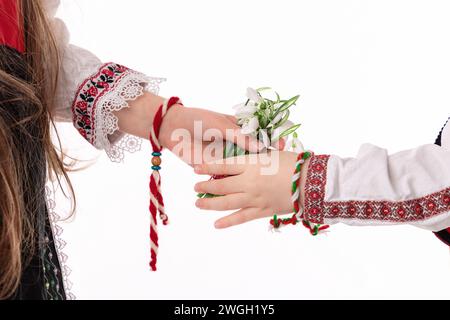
[148,97,182,271]
[270,151,329,235]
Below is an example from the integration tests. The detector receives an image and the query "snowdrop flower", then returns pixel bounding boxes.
[233,103,258,120]
[241,116,260,135]
[246,87,263,104]
[289,135,305,153]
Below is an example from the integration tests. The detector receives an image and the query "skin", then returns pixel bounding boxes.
[113,91,294,229]
[113,91,264,165]
[194,151,310,229]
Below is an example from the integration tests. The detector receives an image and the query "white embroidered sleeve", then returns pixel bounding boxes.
[46,0,165,162]
[303,140,450,232]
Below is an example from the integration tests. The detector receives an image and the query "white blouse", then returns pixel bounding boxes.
[44,0,164,163]
[304,121,450,232]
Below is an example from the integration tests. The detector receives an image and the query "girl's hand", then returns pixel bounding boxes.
[160,105,264,165]
[115,91,267,165]
[194,151,309,229]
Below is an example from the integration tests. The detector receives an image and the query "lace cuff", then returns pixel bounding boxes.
[71,62,165,162]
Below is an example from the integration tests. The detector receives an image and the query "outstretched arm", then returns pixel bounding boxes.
[194,142,450,232]
[47,0,260,164]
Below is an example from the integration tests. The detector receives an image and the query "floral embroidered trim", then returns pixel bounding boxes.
[45,182,76,300]
[304,154,450,224]
[303,155,330,224]
[72,62,165,162]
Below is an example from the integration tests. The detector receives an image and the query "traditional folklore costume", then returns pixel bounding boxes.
[303,119,450,245]
[1,0,448,302]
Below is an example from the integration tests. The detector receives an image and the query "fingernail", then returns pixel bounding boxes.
[195,199,202,208]
[194,166,201,173]
[214,220,222,229]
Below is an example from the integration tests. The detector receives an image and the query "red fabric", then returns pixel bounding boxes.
[0,0,24,53]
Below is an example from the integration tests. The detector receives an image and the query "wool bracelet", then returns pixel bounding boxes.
[270,151,329,235]
[148,97,182,271]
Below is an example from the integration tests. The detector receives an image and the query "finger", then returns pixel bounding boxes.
[194,157,247,176]
[199,140,226,164]
[218,115,264,153]
[195,193,252,211]
[214,207,263,229]
[194,175,243,195]
[171,140,223,166]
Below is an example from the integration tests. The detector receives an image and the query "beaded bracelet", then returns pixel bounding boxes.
[148,97,182,271]
[270,151,329,235]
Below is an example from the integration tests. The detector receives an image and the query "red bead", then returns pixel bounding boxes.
[365,205,373,216]
[151,156,162,166]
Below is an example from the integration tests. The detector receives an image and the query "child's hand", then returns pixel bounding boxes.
[194,151,309,229]
[160,106,264,165]
[118,91,266,165]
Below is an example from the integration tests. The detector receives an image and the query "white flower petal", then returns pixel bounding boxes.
[241,116,260,135]
[235,105,258,118]
[246,87,263,103]
[233,102,256,110]
[259,129,270,148]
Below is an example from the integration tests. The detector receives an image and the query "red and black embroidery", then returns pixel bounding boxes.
[304,154,450,224]
[71,63,129,145]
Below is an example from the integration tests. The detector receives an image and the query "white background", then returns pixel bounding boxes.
[55,0,450,299]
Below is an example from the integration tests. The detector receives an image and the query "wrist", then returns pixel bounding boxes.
[299,156,311,212]
[159,102,184,149]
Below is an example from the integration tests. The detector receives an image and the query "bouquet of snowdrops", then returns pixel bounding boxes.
[198,87,304,199]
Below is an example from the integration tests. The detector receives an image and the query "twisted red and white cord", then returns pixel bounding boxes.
[269,151,329,235]
[149,96,182,271]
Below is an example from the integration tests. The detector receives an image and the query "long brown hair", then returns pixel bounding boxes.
[0,0,78,299]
